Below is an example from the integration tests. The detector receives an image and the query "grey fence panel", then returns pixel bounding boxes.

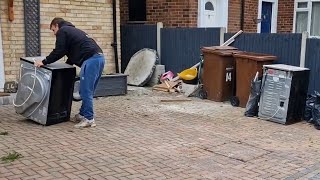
[225,33,302,66]
[161,28,221,74]
[306,38,320,94]
[120,24,157,72]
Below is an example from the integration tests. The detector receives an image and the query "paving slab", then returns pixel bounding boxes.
[0,88,320,179]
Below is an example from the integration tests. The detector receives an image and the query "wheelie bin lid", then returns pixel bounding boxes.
[201,46,242,56]
[233,52,277,61]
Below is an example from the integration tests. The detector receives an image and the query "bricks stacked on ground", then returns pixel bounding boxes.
[120,0,295,33]
[0,0,120,83]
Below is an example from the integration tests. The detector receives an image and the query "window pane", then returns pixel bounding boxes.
[298,2,308,8]
[311,2,320,36]
[295,11,308,33]
[205,2,214,11]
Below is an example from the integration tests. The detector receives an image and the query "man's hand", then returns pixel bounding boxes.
[34,60,44,67]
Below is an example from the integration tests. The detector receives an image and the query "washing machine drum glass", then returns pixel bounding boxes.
[15,72,48,116]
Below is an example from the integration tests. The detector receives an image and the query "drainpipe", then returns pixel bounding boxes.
[0,16,5,91]
[240,0,245,30]
[111,0,119,73]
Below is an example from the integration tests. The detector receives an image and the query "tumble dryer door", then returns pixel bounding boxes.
[14,70,48,117]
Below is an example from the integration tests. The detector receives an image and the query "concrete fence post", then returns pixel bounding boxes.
[300,31,309,68]
[220,27,226,46]
[157,22,163,64]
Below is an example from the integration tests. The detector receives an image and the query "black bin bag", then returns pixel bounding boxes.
[304,94,317,122]
[304,91,320,130]
[312,92,320,130]
[244,79,262,117]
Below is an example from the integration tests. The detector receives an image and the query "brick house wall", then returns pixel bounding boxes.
[0,0,24,81]
[228,0,242,32]
[121,0,129,24]
[231,0,294,33]
[243,0,259,32]
[120,0,198,27]
[0,0,120,83]
[277,0,294,33]
[120,0,294,33]
[146,0,198,27]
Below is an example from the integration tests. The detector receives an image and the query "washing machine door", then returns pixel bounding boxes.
[14,70,48,117]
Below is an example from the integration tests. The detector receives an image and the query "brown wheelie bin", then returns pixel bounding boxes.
[233,52,277,107]
[201,46,242,102]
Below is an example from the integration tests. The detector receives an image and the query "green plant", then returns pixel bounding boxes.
[1,151,23,163]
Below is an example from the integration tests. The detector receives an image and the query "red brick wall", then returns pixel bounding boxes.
[120,0,128,25]
[277,0,294,32]
[228,0,294,33]
[228,0,241,32]
[228,0,258,33]
[244,0,259,32]
[120,0,294,32]
[120,0,197,27]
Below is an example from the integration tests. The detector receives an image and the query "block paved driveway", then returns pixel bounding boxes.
[1,87,320,180]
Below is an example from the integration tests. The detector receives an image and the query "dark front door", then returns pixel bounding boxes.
[261,2,272,33]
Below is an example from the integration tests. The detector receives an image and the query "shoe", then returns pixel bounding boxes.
[70,114,85,123]
[74,119,96,128]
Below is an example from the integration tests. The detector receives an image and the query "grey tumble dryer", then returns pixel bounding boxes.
[14,57,76,126]
[258,64,310,124]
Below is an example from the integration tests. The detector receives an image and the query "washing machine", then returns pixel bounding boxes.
[258,64,310,124]
[14,57,76,126]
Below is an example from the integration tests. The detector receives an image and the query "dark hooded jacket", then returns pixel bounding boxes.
[43,21,103,67]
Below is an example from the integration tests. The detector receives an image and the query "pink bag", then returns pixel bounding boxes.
[160,71,174,81]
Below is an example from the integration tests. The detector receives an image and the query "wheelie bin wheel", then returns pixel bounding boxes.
[198,89,208,99]
[230,96,240,107]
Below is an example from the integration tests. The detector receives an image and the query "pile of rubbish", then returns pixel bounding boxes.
[123,48,206,98]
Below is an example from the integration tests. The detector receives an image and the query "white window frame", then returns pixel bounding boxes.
[293,0,320,37]
[257,0,279,33]
[198,0,204,27]
[293,0,311,33]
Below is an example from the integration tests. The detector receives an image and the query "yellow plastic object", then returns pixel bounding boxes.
[178,68,198,80]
